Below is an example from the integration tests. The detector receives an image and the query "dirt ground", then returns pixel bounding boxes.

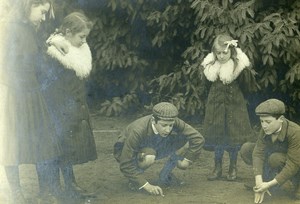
[0,111,300,204]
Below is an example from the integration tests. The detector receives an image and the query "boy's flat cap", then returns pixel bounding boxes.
[255,99,285,116]
[152,102,178,120]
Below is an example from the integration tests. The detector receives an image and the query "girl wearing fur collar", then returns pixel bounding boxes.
[39,12,97,199]
[201,34,256,182]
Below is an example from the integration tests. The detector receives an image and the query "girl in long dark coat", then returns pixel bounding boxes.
[0,0,61,203]
[39,12,97,199]
[201,34,256,181]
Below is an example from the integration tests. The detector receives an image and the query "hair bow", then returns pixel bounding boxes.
[224,40,238,52]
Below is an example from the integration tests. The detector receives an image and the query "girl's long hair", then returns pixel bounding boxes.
[8,0,54,23]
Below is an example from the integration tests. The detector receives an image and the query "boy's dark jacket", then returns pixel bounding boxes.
[253,118,300,185]
[115,115,205,187]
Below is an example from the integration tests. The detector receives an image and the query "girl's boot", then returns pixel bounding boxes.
[227,158,237,181]
[61,165,94,199]
[207,158,222,180]
[207,146,224,181]
[36,160,62,203]
[227,148,238,181]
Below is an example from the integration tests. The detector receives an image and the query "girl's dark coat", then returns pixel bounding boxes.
[0,21,60,165]
[39,41,97,165]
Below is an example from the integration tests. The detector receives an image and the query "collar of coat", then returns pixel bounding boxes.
[47,35,92,79]
[201,48,250,85]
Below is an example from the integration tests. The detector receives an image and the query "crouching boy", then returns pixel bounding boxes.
[114,102,205,196]
[240,99,300,203]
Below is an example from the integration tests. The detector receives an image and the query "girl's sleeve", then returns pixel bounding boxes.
[238,67,260,94]
[198,67,211,98]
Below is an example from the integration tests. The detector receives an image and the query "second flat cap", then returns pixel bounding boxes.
[255,98,285,116]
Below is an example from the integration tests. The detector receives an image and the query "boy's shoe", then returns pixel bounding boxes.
[65,182,96,199]
[128,182,139,191]
[158,173,185,187]
[244,180,255,191]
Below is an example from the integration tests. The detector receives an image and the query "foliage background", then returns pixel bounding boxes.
[3,0,299,123]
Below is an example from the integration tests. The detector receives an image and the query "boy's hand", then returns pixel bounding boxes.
[177,158,192,170]
[254,191,265,203]
[253,182,270,193]
[143,183,164,197]
[253,186,271,203]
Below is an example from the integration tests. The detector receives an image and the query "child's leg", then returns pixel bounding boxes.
[36,159,61,196]
[157,136,187,185]
[61,164,77,192]
[226,145,240,181]
[240,142,255,165]
[159,153,184,186]
[5,165,26,203]
[259,149,285,182]
[207,145,224,181]
[127,148,157,191]
[61,164,94,199]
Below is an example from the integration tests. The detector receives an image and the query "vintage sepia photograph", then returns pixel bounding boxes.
[0,0,300,203]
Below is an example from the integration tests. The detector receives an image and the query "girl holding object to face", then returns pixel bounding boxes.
[201,34,257,182]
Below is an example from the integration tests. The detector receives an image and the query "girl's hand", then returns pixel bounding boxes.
[47,34,69,55]
[51,40,69,55]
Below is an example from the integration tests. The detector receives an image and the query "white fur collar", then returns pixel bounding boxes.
[201,48,250,84]
[47,35,92,79]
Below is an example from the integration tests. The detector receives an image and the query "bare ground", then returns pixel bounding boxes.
[0,112,299,204]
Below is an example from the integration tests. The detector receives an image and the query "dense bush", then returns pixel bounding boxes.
[145,0,300,121]
[85,0,300,122]
[15,0,295,121]
[2,0,299,119]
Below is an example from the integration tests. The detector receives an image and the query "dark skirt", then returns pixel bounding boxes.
[203,80,254,146]
[0,81,60,165]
